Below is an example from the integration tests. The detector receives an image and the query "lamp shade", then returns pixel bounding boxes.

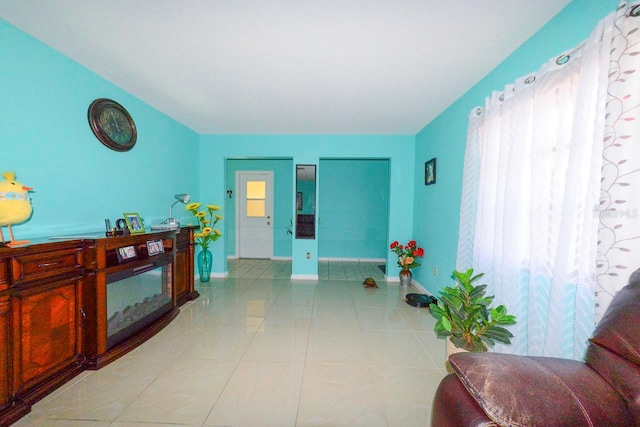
[164,193,191,229]
[174,193,190,204]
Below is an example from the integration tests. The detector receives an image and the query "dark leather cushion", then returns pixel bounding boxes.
[585,269,640,424]
[589,268,640,367]
[449,352,633,426]
[431,374,498,427]
[586,344,640,424]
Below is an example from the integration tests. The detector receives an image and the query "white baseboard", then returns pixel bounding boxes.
[196,272,228,281]
[227,255,292,261]
[211,272,229,278]
[291,274,319,281]
[411,279,429,294]
[228,256,383,263]
[318,257,386,263]
[385,276,430,295]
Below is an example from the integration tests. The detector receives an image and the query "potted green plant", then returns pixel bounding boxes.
[429,268,517,353]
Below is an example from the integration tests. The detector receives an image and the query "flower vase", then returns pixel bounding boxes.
[399,269,412,286]
[198,249,212,282]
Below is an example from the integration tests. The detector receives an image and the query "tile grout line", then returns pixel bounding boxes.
[294,273,319,427]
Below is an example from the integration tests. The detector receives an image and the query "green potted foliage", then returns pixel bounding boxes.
[429,268,517,352]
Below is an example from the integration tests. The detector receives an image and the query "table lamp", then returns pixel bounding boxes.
[164,193,190,229]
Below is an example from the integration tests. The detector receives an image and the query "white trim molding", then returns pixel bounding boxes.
[291,274,319,281]
[197,272,229,281]
[318,257,386,263]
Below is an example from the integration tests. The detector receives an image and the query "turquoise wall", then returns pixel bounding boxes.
[0,19,199,239]
[412,0,621,294]
[224,158,293,258]
[3,0,619,282]
[318,158,390,260]
[199,135,414,276]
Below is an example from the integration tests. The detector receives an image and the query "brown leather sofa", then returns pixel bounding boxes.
[431,269,640,426]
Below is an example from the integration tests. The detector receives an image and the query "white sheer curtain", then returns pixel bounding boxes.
[457,1,640,360]
[595,2,640,322]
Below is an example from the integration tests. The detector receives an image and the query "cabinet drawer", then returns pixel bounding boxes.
[0,259,8,292]
[12,248,83,285]
[175,230,191,250]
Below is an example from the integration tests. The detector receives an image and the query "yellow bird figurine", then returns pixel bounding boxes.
[0,172,34,247]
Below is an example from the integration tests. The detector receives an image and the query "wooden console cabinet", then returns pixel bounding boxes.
[0,228,196,425]
[0,252,17,423]
[1,240,85,425]
[83,230,179,370]
[175,226,199,306]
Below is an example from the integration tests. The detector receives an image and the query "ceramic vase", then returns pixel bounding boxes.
[198,248,212,282]
[399,269,412,286]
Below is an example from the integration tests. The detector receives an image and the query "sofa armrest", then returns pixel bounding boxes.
[448,352,632,426]
[432,374,498,427]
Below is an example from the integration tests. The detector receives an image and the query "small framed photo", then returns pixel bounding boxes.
[116,245,138,262]
[146,239,164,256]
[425,158,437,186]
[123,212,145,234]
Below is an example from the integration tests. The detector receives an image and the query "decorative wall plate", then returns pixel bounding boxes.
[88,98,137,151]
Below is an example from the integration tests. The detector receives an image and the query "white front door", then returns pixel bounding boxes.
[237,171,274,259]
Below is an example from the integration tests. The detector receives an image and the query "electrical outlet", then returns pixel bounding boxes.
[433,266,438,277]
[306,252,311,259]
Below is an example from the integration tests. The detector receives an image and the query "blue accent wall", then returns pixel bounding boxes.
[0,19,199,239]
[224,158,293,258]
[318,158,390,260]
[412,0,620,294]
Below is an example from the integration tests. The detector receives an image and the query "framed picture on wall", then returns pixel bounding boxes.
[425,158,437,185]
[296,192,302,210]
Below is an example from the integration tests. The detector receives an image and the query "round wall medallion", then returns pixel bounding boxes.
[88,98,137,151]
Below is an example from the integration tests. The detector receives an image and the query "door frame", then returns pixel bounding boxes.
[235,170,274,259]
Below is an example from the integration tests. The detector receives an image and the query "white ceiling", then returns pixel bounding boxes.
[0,1,570,135]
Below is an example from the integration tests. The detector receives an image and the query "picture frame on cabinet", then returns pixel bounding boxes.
[123,212,145,234]
[116,245,138,263]
[146,239,164,256]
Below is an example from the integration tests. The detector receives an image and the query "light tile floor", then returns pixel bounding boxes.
[13,260,447,427]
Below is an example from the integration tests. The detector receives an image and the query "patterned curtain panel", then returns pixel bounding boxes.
[457,1,640,360]
[596,2,640,323]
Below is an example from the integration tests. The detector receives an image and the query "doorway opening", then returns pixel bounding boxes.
[318,158,391,263]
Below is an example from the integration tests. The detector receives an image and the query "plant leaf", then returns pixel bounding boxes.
[441,316,452,332]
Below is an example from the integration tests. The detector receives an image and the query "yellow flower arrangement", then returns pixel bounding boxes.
[186,202,223,253]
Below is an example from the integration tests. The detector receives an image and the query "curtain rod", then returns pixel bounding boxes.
[555,42,585,65]
[556,3,640,65]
